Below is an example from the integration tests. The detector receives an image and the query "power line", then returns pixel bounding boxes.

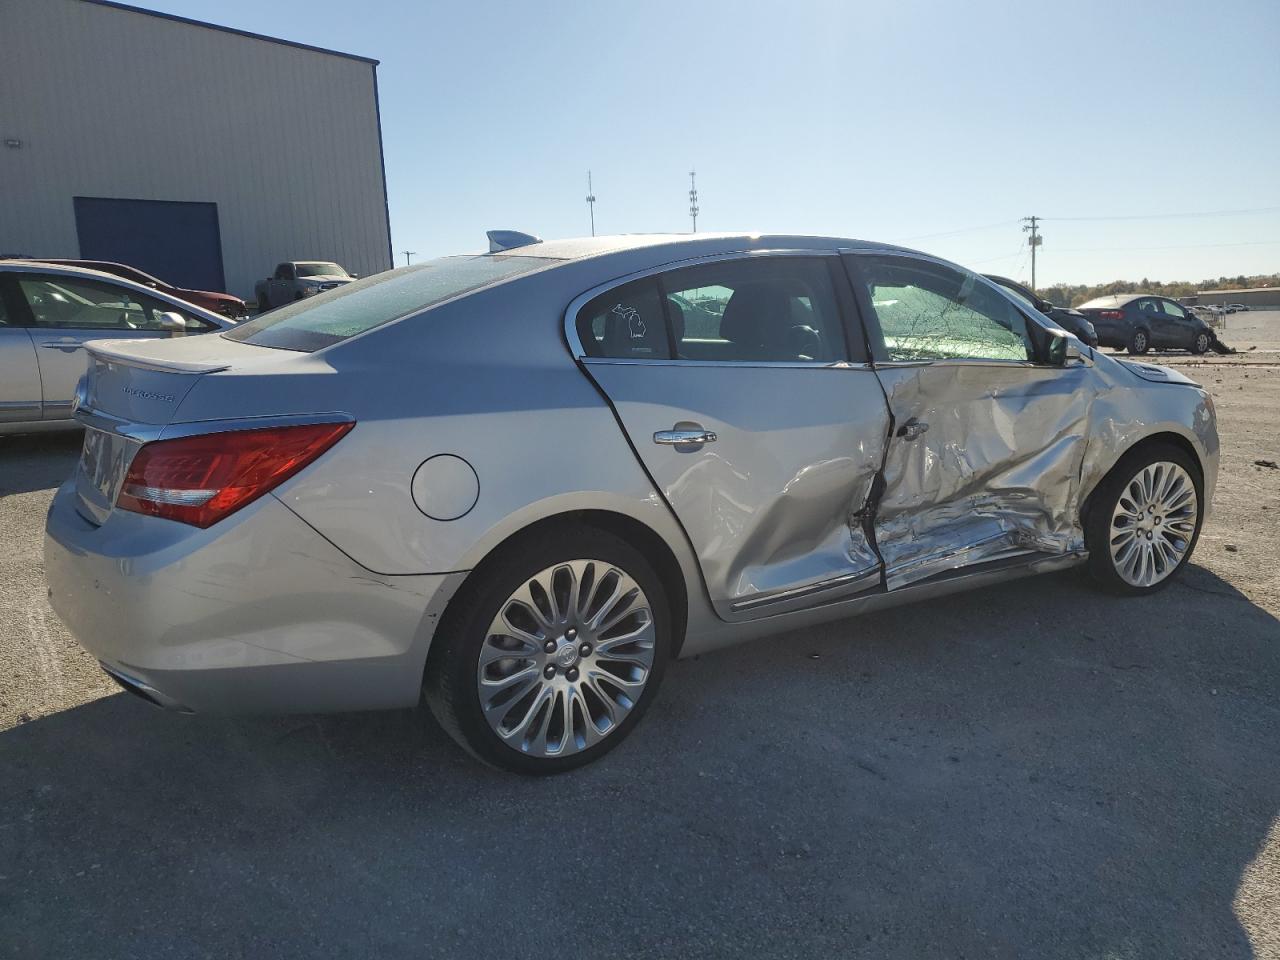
[892,219,1020,243]
[1049,239,1280,253]
[1043,205,1280,222]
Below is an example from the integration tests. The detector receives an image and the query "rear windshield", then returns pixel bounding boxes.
[226,255,555,352]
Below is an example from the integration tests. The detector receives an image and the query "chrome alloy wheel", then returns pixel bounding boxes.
[476,560,656,758]
[1109,461,1199,587]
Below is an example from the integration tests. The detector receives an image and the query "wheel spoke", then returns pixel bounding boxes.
[480,557,656,760]
[1108,460,1198,588]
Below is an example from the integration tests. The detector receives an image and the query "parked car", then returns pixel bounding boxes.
[32,259,247,320]
[45,233,1218,773]
[984,274,1099,347]
[255,261,354,311]
[0,262,233,434]
[1077,293,1217,355]
[1227,303,1249,313]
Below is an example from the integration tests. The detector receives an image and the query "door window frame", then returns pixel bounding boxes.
[564,249,870,368]
[840,249,1061,368]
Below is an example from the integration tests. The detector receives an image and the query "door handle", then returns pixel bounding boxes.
[40,342,82,353]
[654,428,717,446]
[896,418,929,441]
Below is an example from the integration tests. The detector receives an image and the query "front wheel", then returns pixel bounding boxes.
[424,526,670,774]
[1128,329,1151,355]
[1084,443,1203,595]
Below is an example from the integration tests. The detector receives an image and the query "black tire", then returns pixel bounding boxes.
[1084,441,1204,596]
[424,525,671,775]
[1190,331,1211,355]
[256,292,270,313]
[1128,328,1151,355]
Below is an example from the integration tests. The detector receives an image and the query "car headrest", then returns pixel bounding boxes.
[666,297,685,344]
[720,284,790,347]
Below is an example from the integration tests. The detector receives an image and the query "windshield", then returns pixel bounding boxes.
[226,255,556,351]
[296,262,348,278]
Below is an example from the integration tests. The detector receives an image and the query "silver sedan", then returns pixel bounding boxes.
[44,233,1218,773]
[0,261,233,434]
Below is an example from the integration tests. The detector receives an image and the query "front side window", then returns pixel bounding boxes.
[661,257,845,363]
[854,256,1033,363]
[18,276,160,331]
[1157,299,1188,320]
[227,255,555,352]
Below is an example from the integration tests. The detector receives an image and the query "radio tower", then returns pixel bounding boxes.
[688,170,699,232]
[585,171,597,237]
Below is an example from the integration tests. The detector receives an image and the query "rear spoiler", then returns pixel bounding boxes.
[84,339,231,374]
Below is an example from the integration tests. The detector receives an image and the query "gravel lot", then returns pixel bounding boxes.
[2,314,1278,959]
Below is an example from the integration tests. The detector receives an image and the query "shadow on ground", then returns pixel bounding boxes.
[3,566,1278,959]
[0,432,82,497]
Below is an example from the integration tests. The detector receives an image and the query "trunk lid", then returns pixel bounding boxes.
[72,335,282,525]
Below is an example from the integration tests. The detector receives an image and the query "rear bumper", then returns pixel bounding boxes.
[44,482,465,714]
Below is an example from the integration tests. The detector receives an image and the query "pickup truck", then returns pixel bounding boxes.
[254,261,354,311]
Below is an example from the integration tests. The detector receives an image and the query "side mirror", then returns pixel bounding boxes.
[157,311,189,333]
[1046,329,1088,367]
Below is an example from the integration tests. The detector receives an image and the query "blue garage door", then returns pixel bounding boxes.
[73,197,226,292]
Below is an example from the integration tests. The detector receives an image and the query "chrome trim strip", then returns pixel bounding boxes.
[581,357,870,371]
[157,412,356,442]
[730,567,882,612]
[563,248,841,359]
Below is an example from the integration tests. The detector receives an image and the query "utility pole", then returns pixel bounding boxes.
[1021,216,1042,291]
[400,250,416,266]
[585,171,597,237]
[688,169,699,232]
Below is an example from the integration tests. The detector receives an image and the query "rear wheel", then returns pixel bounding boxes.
[1084,442,1203,595]
[1190,331,1211,354]
[1128,329,1151,355]
[424,526,670,774]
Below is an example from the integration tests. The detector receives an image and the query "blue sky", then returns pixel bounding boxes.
[150,0,1278,286]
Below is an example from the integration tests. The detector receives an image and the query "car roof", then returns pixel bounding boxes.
[0,260,231,326]
[503,232,899,262]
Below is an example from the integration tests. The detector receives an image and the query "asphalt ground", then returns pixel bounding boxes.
[1,313,1278,959]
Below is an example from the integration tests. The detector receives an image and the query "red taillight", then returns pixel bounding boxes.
[1099,310,1125,320]
[116,422,354,528]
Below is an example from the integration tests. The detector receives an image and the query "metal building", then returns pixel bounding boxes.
[0,0,392,300]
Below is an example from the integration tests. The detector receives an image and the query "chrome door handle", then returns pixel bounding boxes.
[654,428,717,445]
[896,418,929,441]
[40,342,82,352]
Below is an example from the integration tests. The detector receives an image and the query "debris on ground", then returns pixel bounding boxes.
[1255,459,1278,470]
[1225,543,1239,553]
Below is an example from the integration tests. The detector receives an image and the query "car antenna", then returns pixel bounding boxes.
[486,230,543,253]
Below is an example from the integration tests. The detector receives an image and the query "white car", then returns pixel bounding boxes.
[0,261,232,434]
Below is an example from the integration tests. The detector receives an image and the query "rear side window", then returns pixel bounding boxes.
[662,258,845,363]
[576,279,671,360]
[227,255,555,352]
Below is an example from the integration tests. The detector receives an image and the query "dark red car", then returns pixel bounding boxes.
[32,259,247,320]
